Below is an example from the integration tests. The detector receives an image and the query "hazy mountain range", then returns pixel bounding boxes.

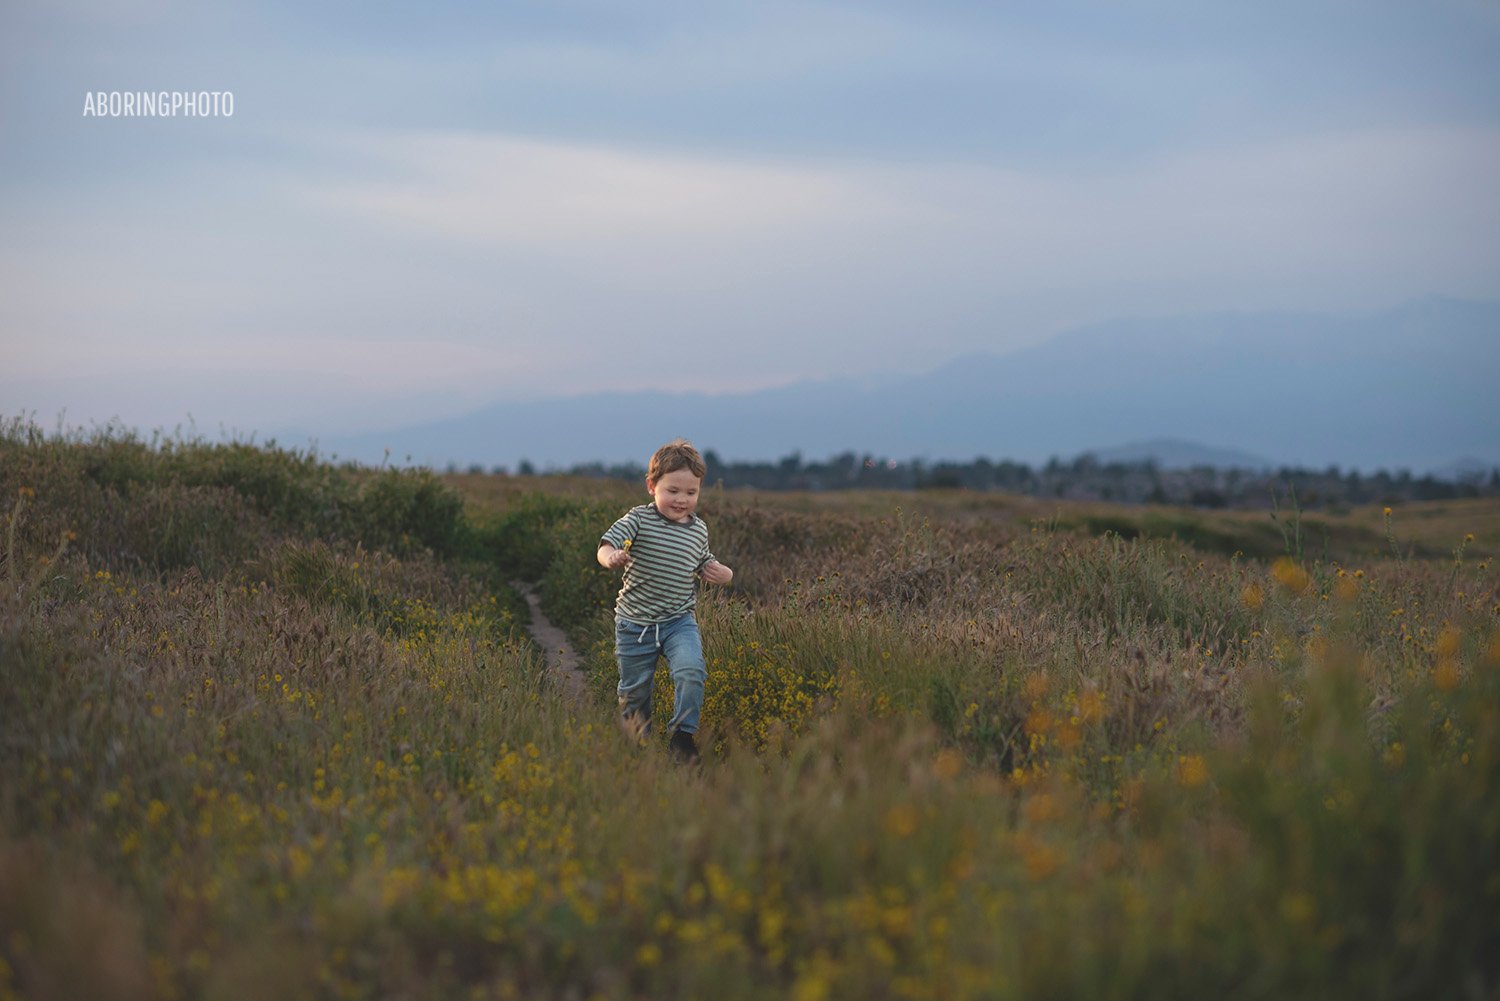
[295,297,1500,475]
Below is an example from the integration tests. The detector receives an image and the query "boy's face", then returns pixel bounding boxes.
[647,468,702,523]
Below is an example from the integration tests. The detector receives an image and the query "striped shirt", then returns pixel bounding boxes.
[601,504,716,623]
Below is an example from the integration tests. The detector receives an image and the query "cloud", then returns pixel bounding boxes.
[297,130,860,245]
[5,120,1497,437]
[299,121,1500,269]
[254,123,1495,385]
[856,124,1500,303]
[4,334,537,437]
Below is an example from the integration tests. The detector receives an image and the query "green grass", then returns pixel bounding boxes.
[2,422,1497,1000]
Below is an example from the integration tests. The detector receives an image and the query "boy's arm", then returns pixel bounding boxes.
[598,509,639,570]
[698,529,731,584]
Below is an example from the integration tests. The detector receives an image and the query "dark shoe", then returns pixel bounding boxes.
[668,729,700,764]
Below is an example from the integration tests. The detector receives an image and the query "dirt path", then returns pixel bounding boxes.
[511,581,590,706]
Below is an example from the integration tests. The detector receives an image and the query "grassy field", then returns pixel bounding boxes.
[3,422,1497,1000]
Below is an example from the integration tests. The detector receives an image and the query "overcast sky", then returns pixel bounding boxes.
[4,0,1498,440]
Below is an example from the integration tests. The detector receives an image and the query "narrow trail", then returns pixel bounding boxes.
[511,581,590,706]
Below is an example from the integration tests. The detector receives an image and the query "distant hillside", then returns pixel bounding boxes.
[298,297,1500,474]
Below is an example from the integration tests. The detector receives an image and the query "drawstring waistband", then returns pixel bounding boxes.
[638,622,660,647]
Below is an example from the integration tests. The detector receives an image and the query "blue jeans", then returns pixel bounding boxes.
[615,611,705,736]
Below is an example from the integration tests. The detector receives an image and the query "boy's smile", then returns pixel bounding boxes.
[648,468,701,523]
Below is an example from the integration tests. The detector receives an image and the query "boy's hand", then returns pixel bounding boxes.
[701,560,733,585]
[599,543,632,570]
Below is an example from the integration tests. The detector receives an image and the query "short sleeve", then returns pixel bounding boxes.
[601,508,640,550]
[698,523,715,569]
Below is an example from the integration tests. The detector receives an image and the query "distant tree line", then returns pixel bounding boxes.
[457,451,1500,510]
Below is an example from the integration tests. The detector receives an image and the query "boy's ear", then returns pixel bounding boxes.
[645,475,656,494]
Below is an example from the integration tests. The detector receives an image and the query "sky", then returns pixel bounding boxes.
[3,0,1499,445]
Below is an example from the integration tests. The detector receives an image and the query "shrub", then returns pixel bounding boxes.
[353,468,466,557]
[471,493,593,580]
[120,482,264,575]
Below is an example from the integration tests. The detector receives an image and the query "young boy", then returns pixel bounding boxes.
[597,439,733,762]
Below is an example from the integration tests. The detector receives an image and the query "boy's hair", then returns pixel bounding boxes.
[648,438,707,483]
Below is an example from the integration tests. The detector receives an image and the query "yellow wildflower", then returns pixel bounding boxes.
[1434,661,1460,692]
[1272,558,1310,595]
[1177,755,1209,789]
[1241,583,1265,611]
[1435,626,1461,660]
[884,804,920,839]
[933,749,962,781]
[1077,689,1105,725]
